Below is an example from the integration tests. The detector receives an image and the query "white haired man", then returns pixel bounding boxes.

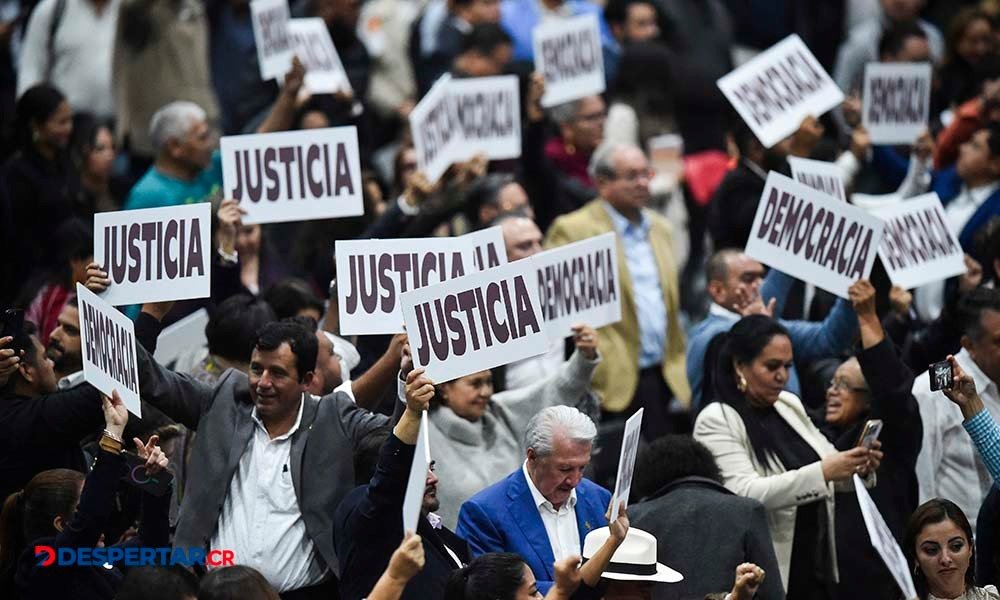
[456,406,612,595]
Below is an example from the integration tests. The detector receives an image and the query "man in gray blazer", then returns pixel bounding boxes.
[628,435,784,600]
[133,310,389,599]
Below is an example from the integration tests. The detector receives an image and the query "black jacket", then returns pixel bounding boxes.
[334,433,469,600]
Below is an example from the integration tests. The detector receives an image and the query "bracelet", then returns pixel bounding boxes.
[102,429,123,443]
[99,434,123,455]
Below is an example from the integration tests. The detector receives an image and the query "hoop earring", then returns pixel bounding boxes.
[737,372,748,393]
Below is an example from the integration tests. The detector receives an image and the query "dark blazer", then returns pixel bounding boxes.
[455,468,610,594]
[334,433,469,600]
[133,319,389,577]
[628,476,784,600]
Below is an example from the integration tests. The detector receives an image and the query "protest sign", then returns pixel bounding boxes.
[221,126,364,224]
[287,18,351,94]
[400,260,548,383]
[410,75,462,183]
[745,171,884,298]
[610,408,643,521]
[854,474,918,600]
[531,232,621,340]
[718,34,843,148]
[93,204,212,307]
[788,156,847,202]
[870,193,966,289]
[153,308,209,368]
[862,62,932,146]
[532,13,605,107]
[852,193,903,211]
[402,411,431,536]
[449,75,521,161]
[336,227,507,335]
[251,0,293,81]
[76,283,142,417]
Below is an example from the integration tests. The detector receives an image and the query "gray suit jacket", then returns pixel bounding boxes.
[134,343,389,576]
[629,477,785,600]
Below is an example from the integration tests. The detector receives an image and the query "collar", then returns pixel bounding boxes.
[427,512,443,529]
[645,475,734,502]
[958,348,998,394]
[57,370,86,390]
[961,182,1000,206]
[250,393,306,441]
[522,460,577,511]
[708,302,739,320]
[431,405,484,446]
[741,158,768,181]
[602,201,650,237]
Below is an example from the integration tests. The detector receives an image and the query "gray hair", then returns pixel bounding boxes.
[524,406,597,457]
[149,101,206,154]
[547,98,584,126]
[587,141,636,181]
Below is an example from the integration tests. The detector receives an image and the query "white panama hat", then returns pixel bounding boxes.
[582,527,683,583]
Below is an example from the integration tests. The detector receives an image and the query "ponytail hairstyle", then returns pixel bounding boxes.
[702,314,792,468]
[904,498,977,600]
[0,469,84,568]
[444,553,528,600]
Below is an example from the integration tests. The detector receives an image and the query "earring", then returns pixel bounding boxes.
[736,372,748,393]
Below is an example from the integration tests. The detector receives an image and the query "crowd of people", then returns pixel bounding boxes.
[2,0,1000,598]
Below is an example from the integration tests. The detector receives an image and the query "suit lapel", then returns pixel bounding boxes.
[508,470,556,581]
[289,394,318,502]
[226,382,256,479]
[574,486,604,544]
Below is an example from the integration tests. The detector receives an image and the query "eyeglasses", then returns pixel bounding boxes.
[828,378,869,393]
[610,169,655,183]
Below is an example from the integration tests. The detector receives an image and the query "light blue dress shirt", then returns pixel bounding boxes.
[603,203,667,369]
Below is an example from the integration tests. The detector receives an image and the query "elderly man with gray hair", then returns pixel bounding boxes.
[456,405,612,596]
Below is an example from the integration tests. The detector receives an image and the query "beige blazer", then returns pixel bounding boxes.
[693,391,874,590]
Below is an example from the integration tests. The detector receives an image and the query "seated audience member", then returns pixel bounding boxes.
[189,293,278,385]
[627,435,783,600]
[916,287,1000,529]
[456,406,611,594]
[23,217,92,344]
[445,553,584,600]
[46,297,83,384]
[402,325,599,528]
[366,534,427,600]
[461,174,533,232]
[199,565,281,600]
[545,96,607,194]
[694,315,880,594]
[686,250,858,409]
[0,391,170,600]
[115,567,199,600]
[580,526,683,599]
[823,280,922,600]
[264,278,325,322]
[905,499,998,600]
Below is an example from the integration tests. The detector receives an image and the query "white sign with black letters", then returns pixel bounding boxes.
[862,62,932,146]
[77,283,142,417]
[251,0,293,81]
[449,75,522,161]
[788,156,847,202]
[854,474,918,600]
[533,13,605,107]
[409,75,462,183]
[287,18,352,94]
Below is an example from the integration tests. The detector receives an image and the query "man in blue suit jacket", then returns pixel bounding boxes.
[456,406,610,594]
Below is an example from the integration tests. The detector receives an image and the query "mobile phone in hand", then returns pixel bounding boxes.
[929,360,954,392]
[856,419,883,449]
[1,309,27,357]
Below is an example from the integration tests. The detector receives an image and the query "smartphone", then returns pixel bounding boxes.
[929,360,954,392]
[1,309,27,357]
[119,451,174,497]
[856,419,883,449]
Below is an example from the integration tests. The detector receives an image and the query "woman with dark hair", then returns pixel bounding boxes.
[444,551,588,600]
[198,565,281,600]
[22,217,93,344]
[69,113,123,214]
[693,314,883,598]
[905,499,998,600]
[934,8,1000,116]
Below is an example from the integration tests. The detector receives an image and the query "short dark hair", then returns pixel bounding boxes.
[116,566,199,600]
[54,218,93,285]
[632,435,723,501]
[254,320,318,382]
[604,0,657,27]
[206,294,277,363]
[199,565,281,600]
[958,286,1000,341]
[878,22,928,59]
[705,249,741,284]
[445,553,527,600]
[974,217,1000,284]
[460,23,512,56]
[263,278,324,321]
[463,173,516,225]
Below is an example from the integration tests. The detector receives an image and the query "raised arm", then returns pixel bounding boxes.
[783,295,858,363]
[943,355,1000,485]
[255,57,305,134]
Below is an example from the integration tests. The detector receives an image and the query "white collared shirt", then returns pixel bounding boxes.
[209,395,326,592]
[915,349,1000,530]
[522,461,580,562]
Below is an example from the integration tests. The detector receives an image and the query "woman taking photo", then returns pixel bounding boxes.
[694,315,882,598]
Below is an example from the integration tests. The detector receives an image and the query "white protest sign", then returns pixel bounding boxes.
[400,260,548,383]
[870,193,966,289]
[718,34,844,148]
[852,193,903,211]
[410,75,462,183]
[788,157,847,202]
[335,227,508,335]
[221,126,364,224]
[287,18,351,94]
[251,0,293,81]
[610,408,642,521]
[402,411,431,536]
[532,232,621,340]
[745,171,884,299]
[862,62,932,146]
[533,13,605,107]
[76,283,142,417]
[93,204,212,307]
[153,308,209,367]
[449,75,521,161]
[854,474,918,600]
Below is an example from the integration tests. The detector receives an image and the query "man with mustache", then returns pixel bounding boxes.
[46,297,84,386]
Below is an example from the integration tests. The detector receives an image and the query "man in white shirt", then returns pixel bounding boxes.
[915,287,1000,529]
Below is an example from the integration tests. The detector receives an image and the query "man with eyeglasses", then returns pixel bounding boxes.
[545,142,688,442]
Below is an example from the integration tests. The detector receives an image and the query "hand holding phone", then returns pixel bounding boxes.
[856,419,883,449]
[929,360,954,392]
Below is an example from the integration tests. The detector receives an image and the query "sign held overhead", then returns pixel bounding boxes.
[251,0,293,81]
[76,283,142,417]
[862,62,931,146]
[532,13,605,107]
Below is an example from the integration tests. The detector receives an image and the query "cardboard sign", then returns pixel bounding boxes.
[862,63,932,146]
[610,408,643,521]
[745,172,884,299]
[410,75,462,183]
[221,126,364,224]
[335,227,508,335]
[532,232,621,340]
[76,283,142,417]
[400,260,548,383]
[788,157,847,202]
[449,75,522,161]
[153,308,209,367]
[718,34,844,148]
[870,193,966,289]
[532,13,605,107]
[854,474,918,600]
[93,204,212,307]
[402,411,431,536]
[287,18,351,94]
[251,0,293,81]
